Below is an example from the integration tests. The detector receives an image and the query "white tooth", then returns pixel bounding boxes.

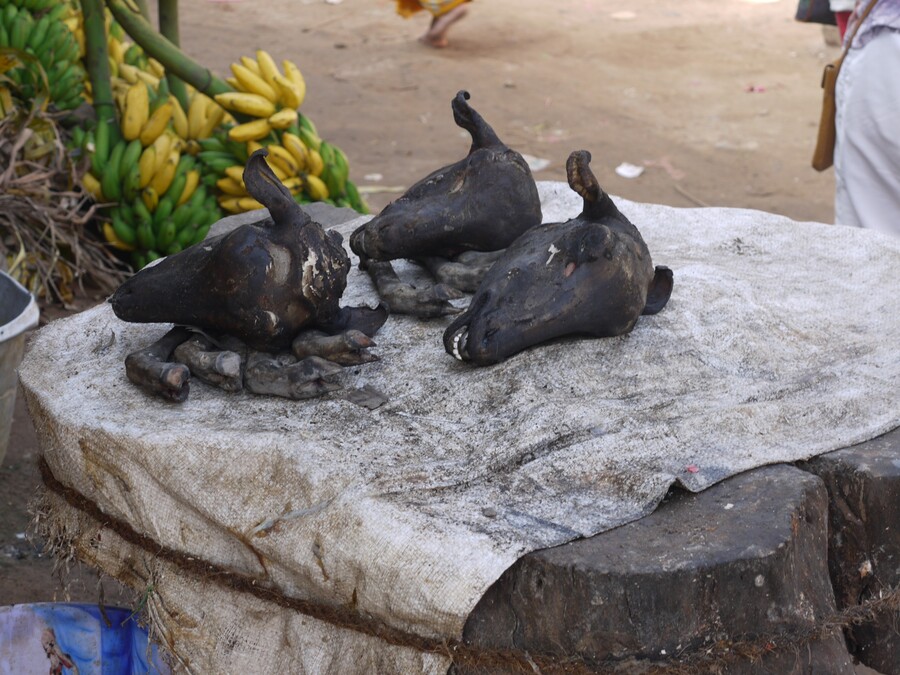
[452,332,462,360]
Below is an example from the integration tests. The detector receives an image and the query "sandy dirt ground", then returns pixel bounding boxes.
[4,0,873,667]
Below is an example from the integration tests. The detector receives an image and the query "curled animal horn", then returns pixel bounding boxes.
[244,149,308,226]
[452,90,503,152]
[566,150,603,203]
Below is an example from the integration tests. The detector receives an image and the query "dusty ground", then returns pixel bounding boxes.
[2,0,867,664]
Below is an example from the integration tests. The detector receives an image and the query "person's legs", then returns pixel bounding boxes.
[419,2,469,48]
[834,31,900,237]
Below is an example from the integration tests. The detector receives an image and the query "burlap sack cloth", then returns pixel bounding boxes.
[20,183,900,673]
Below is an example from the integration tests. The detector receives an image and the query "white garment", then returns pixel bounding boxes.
[830,0,856,12]
[834,29,900,237]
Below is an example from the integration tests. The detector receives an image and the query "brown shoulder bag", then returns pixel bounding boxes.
[812,0,879,171]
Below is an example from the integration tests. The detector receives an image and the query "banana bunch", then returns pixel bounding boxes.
[216,50,306,144]
[191,51,366,214]
[0,1,87,112]
[86,126,221,269]
[82,79,222,268]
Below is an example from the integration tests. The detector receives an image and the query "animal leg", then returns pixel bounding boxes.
[418,250,504,293]
[292,329,379,366]
[244,352,342,400]
[124,327,191,402]
[363,259,463,318]
[173,334,244,392]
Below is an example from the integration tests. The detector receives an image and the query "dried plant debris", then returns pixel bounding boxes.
[0,110,127,305]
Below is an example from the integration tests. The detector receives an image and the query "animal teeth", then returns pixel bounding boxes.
[451,328,468,361]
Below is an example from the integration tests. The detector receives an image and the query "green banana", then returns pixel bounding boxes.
[111,211,138,247]
[10,14,34,52]
[132,198,153,225]
[156,218,177,251]
[123,43,142,67]
[122,164,141,203]
[120,139,143,182]
[26,14,50,52]
[164,173,187,208]
[192,224,211,246]
[172,202,194,231]
[297,126,321,153]
[196,137,227,153]
[101,141,127,202]
[297,112,318,137]
[2,4,19,29]
[345,179,367,214]
[136,222,156,250]
[45,3,69,22]
[153,196,175,229]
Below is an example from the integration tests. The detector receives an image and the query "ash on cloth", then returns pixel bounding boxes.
[20,182,900,673]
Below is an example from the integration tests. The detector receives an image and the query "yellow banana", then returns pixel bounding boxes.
[150,150,180,195]
[268,107,298,130]
[266,144,299,174]
[282,60,307,109]
[246,141,264,156]
[122,82,150,141]
[240,56,262,76]
[170,96,189,138]
[147,58,165,79]
[230,63,278,102]
[225,77,240,90]
[281,132,309,171]
[283,176,304,194]
[228,118,272,143]
[216,176,247,197]
[142,186,159,212]
[139,101,173,146]
[82,172,104,201]
[107,36,126,64]
[224,165,246,184]
[255,49,280,88]
[306,147,324,176]
[134,70,160,88]
[214,92,276,118]
[177,170,200,206]
[138,145,157,188]
[304,174,329,201]
[103,222,135,251]
[198,101,225,139]
[238,197,265,211]
[117,62,139,84]
[187,93,208,140]
[218,196,243,214]
[266,160,290,182]
[151,133,174,175]
[272,73,303,110]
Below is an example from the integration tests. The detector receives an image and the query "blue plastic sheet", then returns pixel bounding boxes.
[0,603,170,674]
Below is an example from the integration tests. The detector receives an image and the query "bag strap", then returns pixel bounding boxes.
[841,0,880,58]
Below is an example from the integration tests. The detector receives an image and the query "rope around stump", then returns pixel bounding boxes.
[37,457,900,674]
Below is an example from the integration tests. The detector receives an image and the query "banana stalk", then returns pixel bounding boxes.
[157,0,189,112]
[83,0,117,137]
[104,0,235,103]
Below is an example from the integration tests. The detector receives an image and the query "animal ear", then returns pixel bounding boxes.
[642,265,674,315]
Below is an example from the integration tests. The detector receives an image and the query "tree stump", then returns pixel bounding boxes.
[463,465,855,673]
[803,426,900,675]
